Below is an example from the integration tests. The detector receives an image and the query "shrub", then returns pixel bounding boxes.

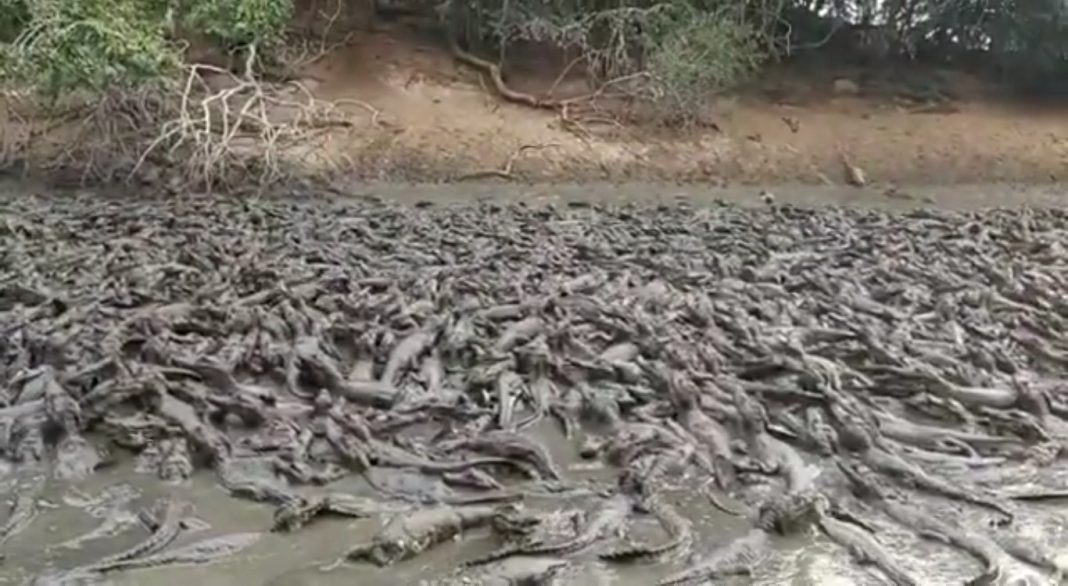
[642,4,765,120]
[0,0,293,99]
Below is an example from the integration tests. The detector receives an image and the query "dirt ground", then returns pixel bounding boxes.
[286,22,1068,187]
[4,19,1068,190]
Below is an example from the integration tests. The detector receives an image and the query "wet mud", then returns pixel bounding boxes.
[2,184,1068,585]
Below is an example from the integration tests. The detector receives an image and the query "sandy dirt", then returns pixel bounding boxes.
[3,18,1068,190]
[286,23,1068,187]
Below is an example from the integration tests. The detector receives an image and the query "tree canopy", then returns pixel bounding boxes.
[1,0,1066,105]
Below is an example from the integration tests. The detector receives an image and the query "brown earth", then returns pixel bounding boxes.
[288,22,1068,187]
[4,18,1068,190]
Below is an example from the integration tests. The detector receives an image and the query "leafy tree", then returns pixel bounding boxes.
[0,0,293,99]
[3,0,1068,113]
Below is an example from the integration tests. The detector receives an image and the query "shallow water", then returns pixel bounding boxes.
[341,180,1068,211]
[7,425,1064,586]
[0,446,852,585]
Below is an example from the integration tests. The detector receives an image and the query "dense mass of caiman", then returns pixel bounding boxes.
[1,191,1068,584]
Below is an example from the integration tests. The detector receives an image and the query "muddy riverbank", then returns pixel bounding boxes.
[2,181,1068,586]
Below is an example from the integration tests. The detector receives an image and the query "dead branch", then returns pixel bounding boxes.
[457,143,559,181]
[118,45,356,192]
[1,67,334,191]
[282,0,354,72]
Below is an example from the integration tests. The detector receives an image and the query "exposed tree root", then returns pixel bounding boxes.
[449,39,561,110]
[448,37,649,142]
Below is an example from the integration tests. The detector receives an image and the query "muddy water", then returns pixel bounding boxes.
[1,432,867,586]
[3,179,1068,585]
[6,420,1065,585]
[341,181,1068,210]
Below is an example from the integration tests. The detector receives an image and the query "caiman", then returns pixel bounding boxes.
[157,436,194,481]
[440,430,563,481]
[813,496,919,586]
[493,316,545,354]
[872,411,1022,455]
[599,490,692,563]
[216,457,301,505]
[369,438,516,475]
[776,406,837,457]
[272,495,335,533]
[380,328,438,386]
[344,504,501,567]
[54,432,106,481]
[98,412,174,450]
[830,399,1016,524]
[9,414,46,464]
[755,488,824,536]
[466,492,631,565]
[657,528,772,586]
[862,444,1016,524]
[730,381,817,492]
[78,497,190,573]
[990,529,1068,578]
[63,532,262,577]
[837,459,1016,580]
[0,489,40,548]
[465,505,584,566]
[666,367,738,489]
[469,556,570,586]
[272,493,408,532]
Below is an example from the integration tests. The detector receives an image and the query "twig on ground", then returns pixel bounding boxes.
[457,143,560,181]
[331,98,385,127]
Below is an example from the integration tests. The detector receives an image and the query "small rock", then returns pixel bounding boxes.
[841,156,866,187]
[845,164,866,187]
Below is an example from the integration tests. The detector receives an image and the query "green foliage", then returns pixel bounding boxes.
[641,4,764,115]
[784,0,1068,91]
[6,0,181,99]
[0,0,292,99]
[3,0,1068,113]
[181,0,293,49]
[0,0,32,42]
[456,0,769,122]
[973,0,1068,89]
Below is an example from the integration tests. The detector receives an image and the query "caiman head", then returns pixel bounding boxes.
[490,503,538,537]
[367,538,409,566]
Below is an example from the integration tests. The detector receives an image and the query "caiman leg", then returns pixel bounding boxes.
[862,447,1015,524]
